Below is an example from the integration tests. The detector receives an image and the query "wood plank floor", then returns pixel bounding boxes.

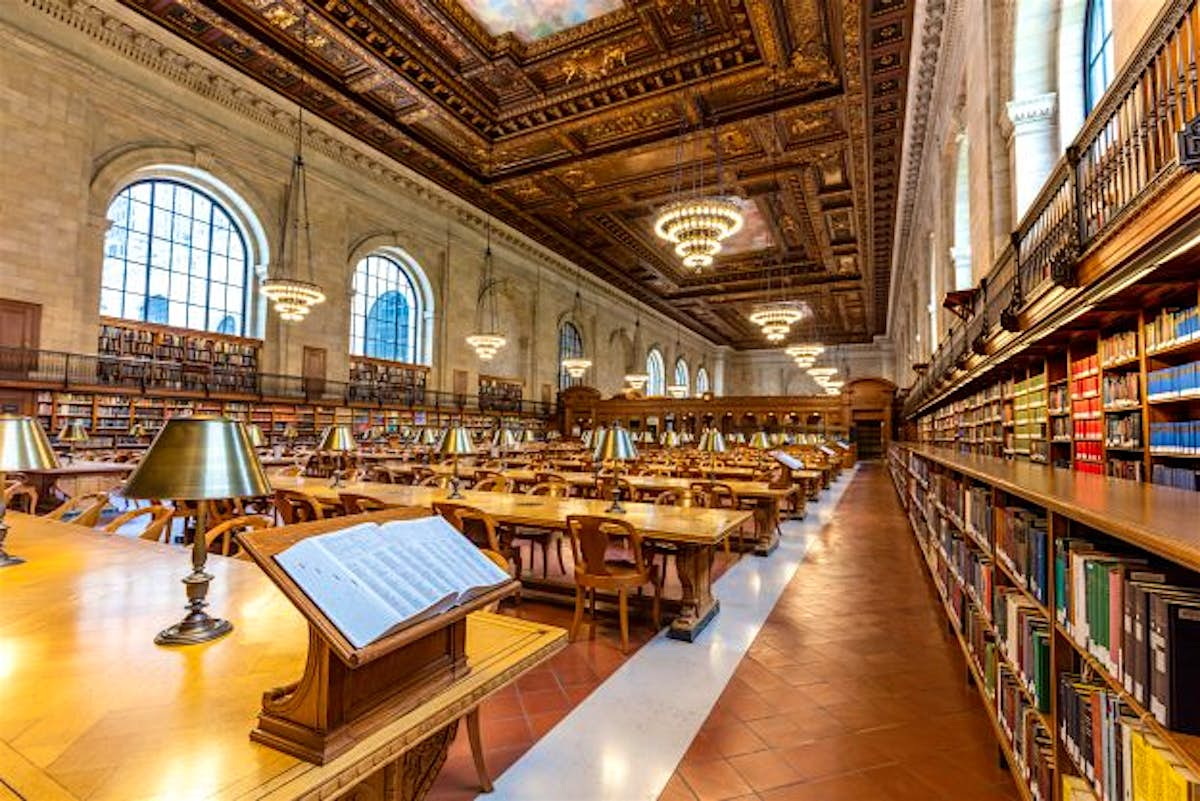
[658,463,1022,801]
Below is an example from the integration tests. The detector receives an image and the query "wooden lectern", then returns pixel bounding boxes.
[238,511,521,764]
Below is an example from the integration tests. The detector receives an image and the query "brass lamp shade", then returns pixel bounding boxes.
[57,420,90,443]
[421,427,442,446]
[0,415,59,471]
[438,426,476,456]
[245,423,266,448]
[731,432,746,445]
[316,424,357,453]
[593,425,638,462]
[748,431,772,450]
[697,428,727,454]
[123,417,270,501]
[638,430,655,444]
[492,429,518,449]
[519,429,537,444]
[660,430,681,448]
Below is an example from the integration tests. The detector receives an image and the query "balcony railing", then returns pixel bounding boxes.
[905,0,1200,416]
[0,346,553,418]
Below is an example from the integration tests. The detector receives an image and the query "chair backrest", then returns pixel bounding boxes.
[527,481,568,498]
[44,492,110,526]
[565,515,647,578]
[205,514,273,558]
[417,473,450,488]
[472,476,511,493]
[4,482,37,514]
[273,489,325,524]
[534,471,567,485]
[432,502,500,551]
[339,493,394,515]
[707,482,740,508]
[102,505,175,542]
[365,466,395,484]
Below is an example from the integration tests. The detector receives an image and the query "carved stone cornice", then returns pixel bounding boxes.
[1005,91,1057,128]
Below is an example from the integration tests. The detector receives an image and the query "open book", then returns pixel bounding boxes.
[274,515,512,649]
[819,445,837,457]
[770,451,804,470]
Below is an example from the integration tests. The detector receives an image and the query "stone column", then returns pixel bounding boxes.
[1004,92,1059,219]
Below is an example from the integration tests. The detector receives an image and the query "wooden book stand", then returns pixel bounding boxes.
[239,509,521,764]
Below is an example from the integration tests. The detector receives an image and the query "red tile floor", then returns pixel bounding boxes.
[429,465,1020,801]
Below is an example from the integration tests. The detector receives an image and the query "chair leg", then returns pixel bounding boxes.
[570,586,585,642]
[555,536,566,575]
[466,707,493,792]
[588,588,597,641]
[651,573,662,629]
[540,540,549,579]
[618,588,629,653]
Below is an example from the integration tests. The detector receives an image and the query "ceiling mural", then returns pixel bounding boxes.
[458,0,625,41]
[118,0,913,347]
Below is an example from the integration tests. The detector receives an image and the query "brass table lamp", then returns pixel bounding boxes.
[660,430,681,448]
[421,426,441,446]
[492,428,518,451]
[438,425,475,499]
[0,415,58,566]
[317,424,356,488]
[122,417,269,645]
[698,427,727,480]
[57,419,89,463]
[592,424,638,513]
[749,431,772,450]
[519,428,537,447]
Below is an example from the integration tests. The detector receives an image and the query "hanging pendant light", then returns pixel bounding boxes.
[652,8,743,271]
[624,313,649,389]
[466,213,507,361]
[262,8,326,322]
[665,324,688,397]
[560,269,592,380]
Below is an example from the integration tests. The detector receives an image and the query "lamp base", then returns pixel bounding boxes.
[446,478,464,500]
[155,614,233,645]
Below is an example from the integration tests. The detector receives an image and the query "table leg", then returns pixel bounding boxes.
[378,719,457,801]
[752,499,780,556]
[668,543,719,642]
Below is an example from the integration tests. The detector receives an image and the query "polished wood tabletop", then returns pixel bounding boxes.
[20,460,135,477]
[0,513,565,801]
[902,443,1200,572]
[270,476,749,545]
[497,469,795,501]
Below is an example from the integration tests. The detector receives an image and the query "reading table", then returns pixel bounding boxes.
[0,512,565,801]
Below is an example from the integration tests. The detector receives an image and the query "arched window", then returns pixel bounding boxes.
[1084,0,1114,114]
[351,252,426,363]
[101,179,250,334]
[558,321,584,389]
[695,366,710,395]
[673,358,690,395]
[646,348,665,396]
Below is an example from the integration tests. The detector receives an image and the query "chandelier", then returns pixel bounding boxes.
[560,275,592,381]
[563,358,592,378]
[786,344,825,360]
[262,9,325,322]
[467,213,507,361]
[666,383,688,398]
[625,372,649,390]
[654,199,744,269]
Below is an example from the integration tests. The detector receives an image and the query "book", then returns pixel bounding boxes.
[770,451,803,470]
[274,515,512,649]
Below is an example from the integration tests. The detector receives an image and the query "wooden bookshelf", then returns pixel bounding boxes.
[890,443,1200,800]
[98,317,260,394]
[347,356,428,404]
[478,374,522,412]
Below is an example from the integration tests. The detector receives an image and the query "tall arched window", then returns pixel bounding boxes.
[646,348,665,396]
[558,321,584,389]
[1084,0,1114,114]
[101,179,250,334]
[673,358,690,395]
[351,252,425,363]
[695,366,710,395]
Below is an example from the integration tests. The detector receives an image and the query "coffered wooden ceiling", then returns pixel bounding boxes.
[120,0,912,347]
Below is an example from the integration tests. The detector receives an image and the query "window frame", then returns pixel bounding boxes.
[557,321,585,389]
[350,252,424,364]
[1083,0,1115,115]
[646,348,666,396]
[695,365,710,395]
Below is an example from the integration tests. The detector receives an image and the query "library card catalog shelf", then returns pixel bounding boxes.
[0,508,565,801]
[888,443,1200,801]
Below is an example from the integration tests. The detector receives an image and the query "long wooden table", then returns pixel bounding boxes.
[270,476,751,641]
[0,512,565,801]
[18,460,134,509]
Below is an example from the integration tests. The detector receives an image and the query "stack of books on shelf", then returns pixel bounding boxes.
[996,505,1049,606]
[1100,329,1139,366]
[1149,421,1200,456]
[1148,362,1200,401]
[1102,373,1141,409]
[1145,304,1200,353]
[1104,411,1143,449]
[1072,355,1103,474]
[995,586,1051,714]
[997,663,1055,801]
[1150,463,1200,491]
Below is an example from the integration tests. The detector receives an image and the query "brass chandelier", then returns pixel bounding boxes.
[262,8,326,322]
[560,270,592,379]
[466,215,507,361]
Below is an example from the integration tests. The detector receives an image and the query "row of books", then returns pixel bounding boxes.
[1054,416,1073,440]
[1055,538,1200,734]
[966,484,992,543]
[1076,461,1105,475]
[996,506,1050,606]
[1101,329,1139,366]
[1050,384,1070,413]
[1148,421,1200,454]
[995,587,1051,713]
[997,662,1055,801]
[1102,373,1141,407]
[1075,441,1104,464]
[1059,674,1200,801]
[1073,354,1101,381]
[1145,304,1200,353]
[1106,459,1144,482]
[1148,362,1200,400]
[1075,418,1104,442]
[1105,412,1143,449]
[938,521,993,612]
[1151,464,1200,491]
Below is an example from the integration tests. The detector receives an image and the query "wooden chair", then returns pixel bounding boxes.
[417,473,451,489]
[203,514,273,558]
[44,491,110,526]
[338,493,396,515]
[4,482,38,514]
[102,505,175,543]
[565,514,661,653]
[507,483,568,579]
[472,475,511,493]
[433,502,521,581]
[594,476,636,505]
[273,489,326,524]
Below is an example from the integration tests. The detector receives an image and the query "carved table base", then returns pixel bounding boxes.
[669,543,720,641]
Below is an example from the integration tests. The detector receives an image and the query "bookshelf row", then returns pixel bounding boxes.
[889,443,1200,801]
[35,389,546,449]
[99,318,260,394]
[917,299,1200,491]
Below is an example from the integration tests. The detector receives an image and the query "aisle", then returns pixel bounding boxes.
[659,463,1020,801]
